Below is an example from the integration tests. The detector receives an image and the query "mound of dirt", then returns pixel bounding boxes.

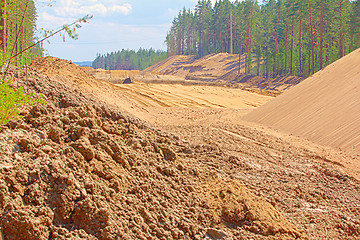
[142,53,240,82]
[199,180,299,236]
[142,53,304,94]
[243,48,360,155]
[31,57,96,88]
[142,55,196,74]
[0,62,303,239]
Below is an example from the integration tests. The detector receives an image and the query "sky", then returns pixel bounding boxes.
[36,0,222,62]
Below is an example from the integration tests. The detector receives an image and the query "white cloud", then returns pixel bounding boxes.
[51,0,132,17]
[37,12,76,28]
[109,4,132,15]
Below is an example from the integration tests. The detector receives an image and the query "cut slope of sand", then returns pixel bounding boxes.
[243,48,360,155]
[142,53,304,93]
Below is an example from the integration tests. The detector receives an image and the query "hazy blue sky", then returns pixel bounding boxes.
[36,0,224,62]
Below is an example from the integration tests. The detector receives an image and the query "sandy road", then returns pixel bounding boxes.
[114,82,273,109]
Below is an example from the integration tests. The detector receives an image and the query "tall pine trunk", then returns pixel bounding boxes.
[230,12,233,54]
[245,22,250,75]
[248,10,253,75]
[199,26,204,56]
[308,38,311,76]
[257,46,260,76]
[290,21,294,75]
[0,0,6,53]
[238,38,240,75]
[274,15,280,77]
[238,20,243,75]
[299,16,302,76]
[214,31,217,53]
[320,3,324,70]
[339,0,343,58]
[20,26,24,65]
[16,23,18,65]
[202,31,205,55]
[326,33,331,65]
[266,36,269,79]
[285,24,289,76]
[206,32,209,54]
[220,26,223,53]
[309,0,315,74]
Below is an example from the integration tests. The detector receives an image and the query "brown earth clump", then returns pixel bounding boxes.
[0,64,303,239]
[199,180,300,236]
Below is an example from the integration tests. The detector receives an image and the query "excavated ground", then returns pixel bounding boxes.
[0,58,359,240]
[141,53,304,95]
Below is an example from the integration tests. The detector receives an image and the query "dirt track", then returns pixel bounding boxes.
[114,83,272,109]
[0,57,359,239]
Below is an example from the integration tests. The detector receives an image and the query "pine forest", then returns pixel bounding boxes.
[92,48,167,70]
[0,0,39,66]
[166,0,360,77]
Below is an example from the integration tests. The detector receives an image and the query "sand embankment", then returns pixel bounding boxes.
[243,48,360,155]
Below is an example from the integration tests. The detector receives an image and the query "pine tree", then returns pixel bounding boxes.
[92,49,167,71]
[164,0,359,78]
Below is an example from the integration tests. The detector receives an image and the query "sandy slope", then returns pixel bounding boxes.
[243,48,360,155]
[142,55,196,74]
[142,53,304,94]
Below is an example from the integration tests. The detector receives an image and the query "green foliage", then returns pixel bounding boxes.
[0,0,44,126]
[0,78,45,125]
[93,48,167,70]
[0,2,90,126]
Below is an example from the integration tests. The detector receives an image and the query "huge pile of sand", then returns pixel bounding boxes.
[243,48,360,155]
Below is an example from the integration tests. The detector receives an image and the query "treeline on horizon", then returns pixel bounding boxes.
[92,49,167,70]
[0,0,40,65]
[166,0,360,78]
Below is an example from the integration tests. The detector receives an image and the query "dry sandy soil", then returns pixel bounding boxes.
[244,48,360,156]
[142,53,304,94]
[113,83,273,109]
[0,56,359,240]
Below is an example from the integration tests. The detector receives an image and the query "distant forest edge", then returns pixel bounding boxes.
[92,49,167,71]
[166,0,360,78]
